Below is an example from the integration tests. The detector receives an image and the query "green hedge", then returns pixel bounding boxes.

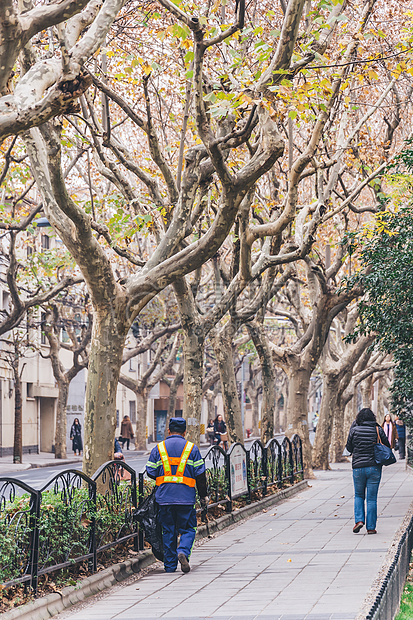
[0,483,134,585]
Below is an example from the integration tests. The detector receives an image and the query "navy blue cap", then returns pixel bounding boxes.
[169,417,186,433]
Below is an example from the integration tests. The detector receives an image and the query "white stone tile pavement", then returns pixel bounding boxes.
[54,460,413,620]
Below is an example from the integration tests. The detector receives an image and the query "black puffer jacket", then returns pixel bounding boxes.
[346,420,390,469]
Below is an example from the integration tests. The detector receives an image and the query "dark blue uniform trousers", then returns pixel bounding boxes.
[158,504,197,572]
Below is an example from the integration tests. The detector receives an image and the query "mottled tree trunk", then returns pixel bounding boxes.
[135,390,148,450]
[259,365,275,444]
[213,330,244,444]
[182,329,204,445]
[54,379,69,459]
[360,376,373,408]
[165,368,183,439]
[251,390,260,437]
[273,394,280,437]
[331,377,358,463]
[348,397,358,435]
[286,366,313,476]
[247,322,275,444]
[173,279,204,445]
[277,380,288,433]
[83,311,127,478]
[376,378,385,422]
[13,362,23,464]
[205,390,215,428]
[330,403,347,463]
[312,373,339,469]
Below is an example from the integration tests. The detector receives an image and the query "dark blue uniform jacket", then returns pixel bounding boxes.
[146,434,205,505]
[396,422,406,439]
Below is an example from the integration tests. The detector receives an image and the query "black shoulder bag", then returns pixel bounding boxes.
[374,427,396,466]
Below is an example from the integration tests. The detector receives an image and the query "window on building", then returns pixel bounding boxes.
[41,234,50,250]
[129,357,136,372]
[26,383,33,398]
[40,311,47,345]
[2,290,10,312]
[129,400,136,424]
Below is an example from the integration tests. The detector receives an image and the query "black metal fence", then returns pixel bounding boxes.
[0,435,303,595]
[138,435,304,514]
[0,460,138,593]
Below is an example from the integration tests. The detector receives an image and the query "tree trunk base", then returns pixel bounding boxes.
[312,463,331,471]
[304,467,316,479]
[333,456,349,463]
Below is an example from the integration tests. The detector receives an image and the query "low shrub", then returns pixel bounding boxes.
[0,481,135,588]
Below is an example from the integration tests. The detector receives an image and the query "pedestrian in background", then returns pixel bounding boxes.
[206,419,215,446]
[114,451,131,481]
[395,414,406,460]
[214,414,228,450]
[382,413,398,450]
[70,418,83,456]
[346,407,390,535]
[120,415,134,450]
[114,436,122,454]
[146,417,209,573]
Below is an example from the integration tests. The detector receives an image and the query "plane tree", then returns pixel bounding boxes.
[2,0,411,474]
[20,0,313,474]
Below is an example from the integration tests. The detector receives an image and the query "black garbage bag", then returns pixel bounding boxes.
[134,488,164,561]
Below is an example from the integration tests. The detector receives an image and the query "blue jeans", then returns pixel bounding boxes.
[352,465,382,530]
[158,505,197,572]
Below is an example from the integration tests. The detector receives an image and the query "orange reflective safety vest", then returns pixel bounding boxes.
[155,440,196,487]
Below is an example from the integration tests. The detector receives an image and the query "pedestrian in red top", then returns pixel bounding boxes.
[120,415,134,450]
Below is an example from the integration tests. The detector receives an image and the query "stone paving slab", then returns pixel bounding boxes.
[55,460,413,620]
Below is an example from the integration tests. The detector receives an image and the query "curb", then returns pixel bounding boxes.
[0,552,155,620]
[30,459,82,470]
[2,480,308,620]
[365,512,413,620]
[0,459,82,475]
[358,464,413,620]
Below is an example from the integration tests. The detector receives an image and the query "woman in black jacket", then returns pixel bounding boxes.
[70,418,83,456]
[346,408,390,535]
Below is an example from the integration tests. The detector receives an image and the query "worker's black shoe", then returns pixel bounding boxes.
[178,553,190,573]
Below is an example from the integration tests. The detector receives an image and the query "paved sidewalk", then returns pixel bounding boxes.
[54,459,413,620]
[0,451,83,475]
